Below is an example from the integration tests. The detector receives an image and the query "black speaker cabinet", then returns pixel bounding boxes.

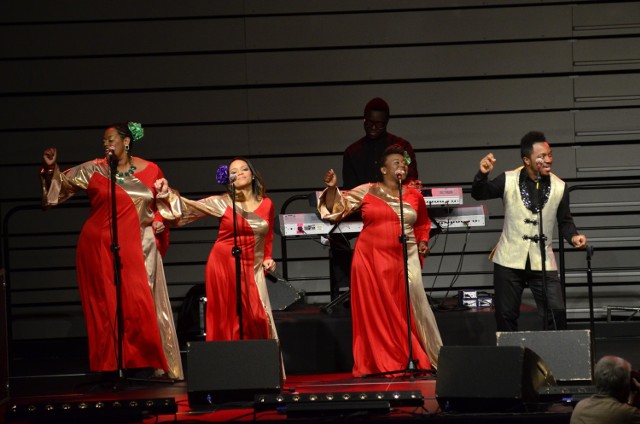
[265,273,302,311]
[497,330,592,382]
[435,346,556,413]
[186,339,282,407]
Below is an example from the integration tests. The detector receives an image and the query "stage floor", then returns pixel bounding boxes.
[6,304,614,423]
[5,371,575,423]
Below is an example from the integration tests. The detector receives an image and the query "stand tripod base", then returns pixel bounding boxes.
[110,368,178,391]
[362,366,436,381]
[321,290,350,315]
[362,358,436,381]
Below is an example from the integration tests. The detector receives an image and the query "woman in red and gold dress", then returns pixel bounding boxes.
[41,122,183,380]
[154,158,279,343]
[319,144,442,377]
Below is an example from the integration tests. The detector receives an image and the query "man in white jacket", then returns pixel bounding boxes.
[472,131,587,331]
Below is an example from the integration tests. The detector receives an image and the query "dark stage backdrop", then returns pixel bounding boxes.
[0,1,638,342]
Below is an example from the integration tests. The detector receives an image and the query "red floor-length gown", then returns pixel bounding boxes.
[320,183,442,377]
[157,192,279,342]
[42,159,182,378]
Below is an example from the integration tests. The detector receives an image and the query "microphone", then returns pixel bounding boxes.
[105,147,117,167]
[229,173,237,183]
[395,169,405,180]
[534,157,544,188]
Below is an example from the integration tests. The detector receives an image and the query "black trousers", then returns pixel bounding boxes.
[493,261,566,332]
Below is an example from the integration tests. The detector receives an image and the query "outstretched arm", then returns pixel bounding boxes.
[154,178,225,226]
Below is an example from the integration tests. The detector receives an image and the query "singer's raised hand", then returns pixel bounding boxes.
[43,147,57,168]
[154,178,169,195]
[479,153,496,174]
[323,169,337,187]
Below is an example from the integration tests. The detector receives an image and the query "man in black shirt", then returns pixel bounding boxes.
[328,98,419,300]
[471,131,587,331]
[343,98,418,188]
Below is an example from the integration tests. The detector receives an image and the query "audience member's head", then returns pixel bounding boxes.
[594,355,632,402]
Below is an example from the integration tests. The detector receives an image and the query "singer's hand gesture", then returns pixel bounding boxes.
[479,153,496,174]
[263,259,276,273]
[152,220,165,235]
[571,234,588,249]
[43,147,57,168]
[407,179,423,190]
[418,240,429,257]
[323,169,337,188]
[154,178,169,195]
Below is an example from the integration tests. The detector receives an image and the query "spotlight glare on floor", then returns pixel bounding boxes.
[254,390,423,417]
[7,397,177,422]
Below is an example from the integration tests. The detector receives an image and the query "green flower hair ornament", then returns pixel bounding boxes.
[127,121,144,141]
[403,150,411,166]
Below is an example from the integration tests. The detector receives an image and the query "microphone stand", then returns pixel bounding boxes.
[230,180,244,339]
[586,245,595,370]
[108,154,127,386]
[535,168,552,331]
[363,173,433,380]
[104,153,175,387]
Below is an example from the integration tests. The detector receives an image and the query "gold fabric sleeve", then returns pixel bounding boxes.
[41,161,97,207]
[157,188,229,225]
[317,184,370,221]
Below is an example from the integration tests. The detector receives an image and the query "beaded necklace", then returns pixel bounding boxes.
[116,161,137,184]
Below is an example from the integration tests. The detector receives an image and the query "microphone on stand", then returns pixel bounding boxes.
[106,147,118,168]
[229,173,238,184]
[395,169,405,181]
[535,157,544,188]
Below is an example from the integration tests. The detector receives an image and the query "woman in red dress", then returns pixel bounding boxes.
[154,158,279,343]
[41,122,183,380]
[319,144,442,377]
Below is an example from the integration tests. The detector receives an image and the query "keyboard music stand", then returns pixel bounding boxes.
[321,221,352,315]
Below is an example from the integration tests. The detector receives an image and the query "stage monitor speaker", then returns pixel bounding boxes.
[497,330,592,382]
[266,272,302,311]
[186,340,282,407]
[435,346,556,413]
